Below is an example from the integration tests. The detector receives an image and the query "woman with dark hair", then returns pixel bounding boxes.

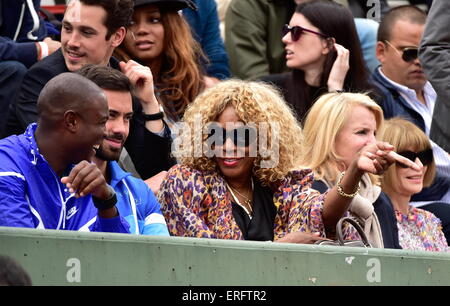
[114,0,205,124]
[262,0,373,122]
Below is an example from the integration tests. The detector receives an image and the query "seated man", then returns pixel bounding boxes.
[0,73,130,233]
[371,5,450,242]
[77,64,169,235]
[5,0,174,179]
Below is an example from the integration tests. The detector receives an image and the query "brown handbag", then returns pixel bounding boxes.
[315,217,372,248]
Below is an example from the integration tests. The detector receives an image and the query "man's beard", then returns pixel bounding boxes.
[95,134,124,161]
[95,144,122,161]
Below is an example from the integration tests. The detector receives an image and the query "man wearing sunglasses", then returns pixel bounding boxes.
[371,5,450,238]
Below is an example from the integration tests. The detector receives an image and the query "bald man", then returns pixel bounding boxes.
[0,73,130,233]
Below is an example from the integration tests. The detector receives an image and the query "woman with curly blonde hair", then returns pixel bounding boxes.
[158,80,409,243]
[114,0,205,122]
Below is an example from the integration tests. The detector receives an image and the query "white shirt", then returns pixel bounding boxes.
[378,68,450,206]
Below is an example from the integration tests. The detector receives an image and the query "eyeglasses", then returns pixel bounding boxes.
[282,24,329,42]
[396,148,433,168]
[384,40,419,62]
[206,124,257,147]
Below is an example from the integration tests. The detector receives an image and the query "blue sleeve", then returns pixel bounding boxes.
[0,165,36,228]
[90,214,131,234]
[183,0,230,80]
[0,38,38,67]
[142,187,169,236]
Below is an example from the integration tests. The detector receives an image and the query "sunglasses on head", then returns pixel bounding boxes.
[206,124,257,148]
[396,148,433,168]
[282,24,329,42]
[384,40,418,62]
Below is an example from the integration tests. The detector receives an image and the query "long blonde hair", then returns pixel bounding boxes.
[174,79,304,186]
[300,92,383,183]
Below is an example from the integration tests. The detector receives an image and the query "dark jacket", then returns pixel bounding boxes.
[371,68,426,131]
[0,0,48,67]
[370,67,450,202]
[6,49,175,179]
[419,0,450,153]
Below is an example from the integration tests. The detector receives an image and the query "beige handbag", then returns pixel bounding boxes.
[315,217,372,248]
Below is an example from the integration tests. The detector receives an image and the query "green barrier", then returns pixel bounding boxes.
[1,226,449,286]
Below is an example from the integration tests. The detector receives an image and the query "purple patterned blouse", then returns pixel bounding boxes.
[157,164,358,241]
[395,206,449,252]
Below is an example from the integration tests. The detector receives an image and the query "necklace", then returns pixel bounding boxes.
[226,179,254,219]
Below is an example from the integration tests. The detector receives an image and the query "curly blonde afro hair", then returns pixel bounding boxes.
[173,79,304,186]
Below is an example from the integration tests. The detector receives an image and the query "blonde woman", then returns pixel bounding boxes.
[379,118,448,252]
[157,80,414,242]
[300,92,419,248]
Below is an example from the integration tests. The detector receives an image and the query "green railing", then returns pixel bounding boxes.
[1,226,449,286]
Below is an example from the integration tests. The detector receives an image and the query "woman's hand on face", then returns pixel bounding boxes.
[276,231,329,244]
[354,141,421,175]
[327,43,350,92]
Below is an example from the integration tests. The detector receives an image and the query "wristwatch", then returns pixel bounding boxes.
[92,185,117,210]
[142,111,164,121]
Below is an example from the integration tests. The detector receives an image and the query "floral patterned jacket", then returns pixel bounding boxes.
[158,164,354,241]
[396,206,449,252]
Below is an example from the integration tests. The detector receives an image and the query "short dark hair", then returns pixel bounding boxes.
[0,255,32,286]
[377,5,427,42]
[76,64,133,93]
[80,0,134,40]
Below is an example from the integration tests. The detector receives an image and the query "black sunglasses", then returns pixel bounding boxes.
[282,24,328,42]
[384,40,418,62]
[396,148,433,168]
[206,124,257,147]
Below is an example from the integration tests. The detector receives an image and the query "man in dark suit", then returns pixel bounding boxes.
[4,0,175,180]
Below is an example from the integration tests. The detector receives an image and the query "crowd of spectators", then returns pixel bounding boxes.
[1,0,450,281]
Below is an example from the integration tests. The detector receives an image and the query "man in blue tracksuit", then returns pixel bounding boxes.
[78,64,169,236]
[0,73,130,233]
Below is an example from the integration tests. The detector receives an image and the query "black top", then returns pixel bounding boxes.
[260,72,327,122]
[231,179,276,241]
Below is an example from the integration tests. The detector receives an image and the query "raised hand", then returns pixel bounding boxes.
[327,42,350,92]
[356,141,420,175]
[61,161,112,200]
[119,60,163,132]
[119,60,158,108]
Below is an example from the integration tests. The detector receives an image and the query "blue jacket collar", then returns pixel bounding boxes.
[108,161,131,188]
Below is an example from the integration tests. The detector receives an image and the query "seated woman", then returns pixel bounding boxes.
[261,0,373,122]
[157,80,416,243]
[300,92,412,248]
[378,118,449,252]
[114,0,205,126]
